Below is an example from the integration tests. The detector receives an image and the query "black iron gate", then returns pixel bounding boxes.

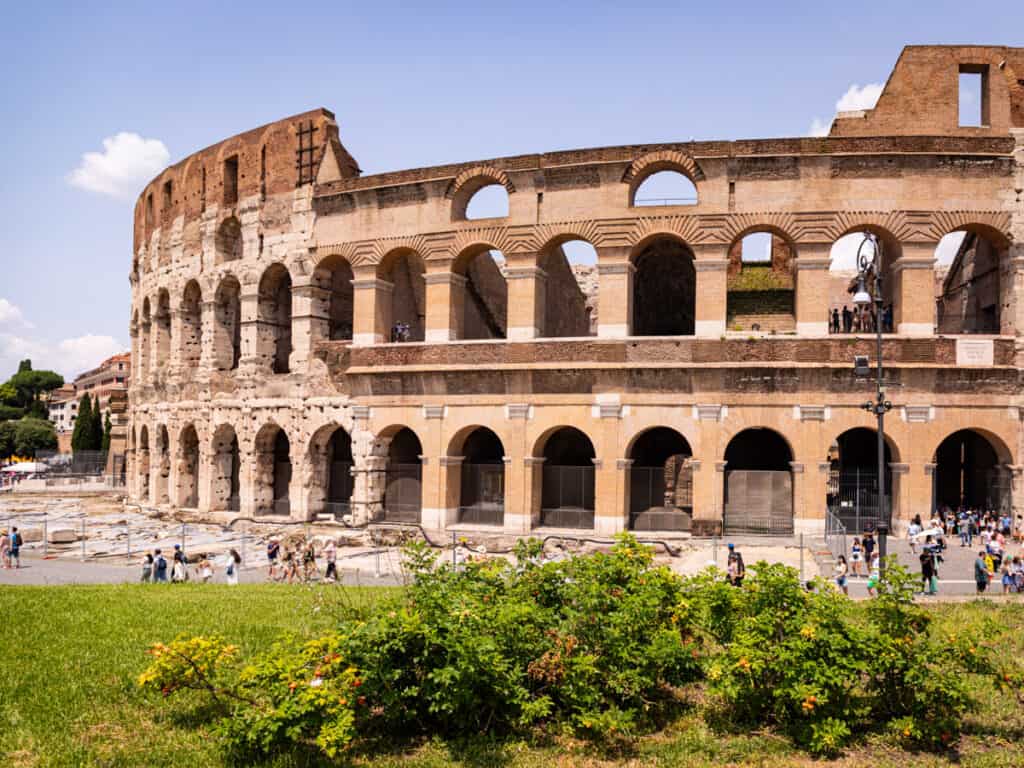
[827,467,889,534]
[540,465,595,528]
[458,463,505,525]
[628,465,692,531]
[723,470,793,535]
[383,463,422,523]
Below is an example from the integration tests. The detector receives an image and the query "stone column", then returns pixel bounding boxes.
[199,299,217,374]
[596,246,633,338]
[691,461,724,536]
[892,243,937,336]
[424,268,465,342]
[1005,256,1024,339]
[238,286,262,374]
[523,457,545,529]
[794,243,831,335]
[888,462,910,528]
[435,456,463,528]
[594,403,625,535]
[351,268,393,345]
[502,404,531,534]
[692,244,728,338]
[169,307,184,381]
[504,252,545,340]
[288,277,319,371]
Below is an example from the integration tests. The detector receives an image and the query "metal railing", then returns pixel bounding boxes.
[540,465,595,529]
[824,508,847,563]
[633,196,698,207]
[457,504,504,526]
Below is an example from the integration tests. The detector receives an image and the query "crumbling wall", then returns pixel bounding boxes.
[463,254,507,339]
[541,247,591,337]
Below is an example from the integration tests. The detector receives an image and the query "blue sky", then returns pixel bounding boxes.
[0,1,1020,379]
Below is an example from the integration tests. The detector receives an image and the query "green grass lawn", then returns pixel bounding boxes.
[2,587,1023,768]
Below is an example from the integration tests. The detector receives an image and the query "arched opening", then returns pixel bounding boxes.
[140,300,152,382]
[727,231,795,333]
[210,425,240,513]
[181,281,202,370]
[826,428,896,533]
[137,426,150,501]
[214,276,242,371]
[312,255,354,341]
[723,428,793,534]
[215,216,242,264]
[632,236,696,336]
[464,183,509,220]
[933,429,1011,515]
[383,427,423,522]
[379,250,426,343]
[627,428,693,531]
[828,230,900,335]
[453,247,507,340]
[539,239,596,338]
[935,228,1009,335]
[154,425,170,506]
[309,426,353,520]
[258,264,292,374]
[255,425,291,516]
[154,291,171,380]
[539,427,596,529]
[632,170,698,207]
[455,427,506,526]
[177,425,200,508]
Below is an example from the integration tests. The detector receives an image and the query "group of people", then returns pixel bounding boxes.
[0,527,23,568]
[140,543,242,585]
[390,322,413,343]
[829,304,894,334]
[833,529,884,595]
[265,537,339,583]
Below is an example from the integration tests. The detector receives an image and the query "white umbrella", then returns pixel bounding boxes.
[1,462,48,473]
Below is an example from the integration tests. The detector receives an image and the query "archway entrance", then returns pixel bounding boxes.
[457,428,505,526]
[384,428,422,522]
[214,276,242,371]
[628,428,693,531]
[632,237,695,336]
[137,427,150,501]
[255,426,291,516]
[210,426,240,513]
[177,425,199,508]
[723,428,793,534]
[326,428,354,519]
[933,430,1010,514]
[313,256,354,341]
[154,425,170,505]
[539,427,596,529]
[258,264,292,374]
[826,428,894,533]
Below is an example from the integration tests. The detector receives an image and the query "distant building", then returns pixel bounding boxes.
[73,353,131,415]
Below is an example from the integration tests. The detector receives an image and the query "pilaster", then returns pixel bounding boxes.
[595,246,633,338]
[794,243,831,335]
[692,244,728,337]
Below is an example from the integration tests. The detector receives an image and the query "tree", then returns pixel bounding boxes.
[5,360,63,412]
[101,411,112,453]
[0,405,21,421]
[13,418,57,457]
[90,396,104,451]
[0,421,15,458]
[71,394,92,452]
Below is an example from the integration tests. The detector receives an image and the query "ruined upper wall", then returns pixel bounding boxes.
[831,46,1024,138]
[132,108,358,253]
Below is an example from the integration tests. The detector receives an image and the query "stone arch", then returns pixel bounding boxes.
[626,152,702,208]
[215,216,242,264]
[723,427,794,534]
[254,422,292,516]
[448,166,515,221]
[630,234,696,336]
[137,425,150,502]
[626,427,694,531]
[726,226,797,333]
[826,427,900,532]
[449,426,506,526]
[932,428,1013,514]
[180,280,203,370]
[210,423,241,513]
[534,426,596,529]
[307,423,354,520]
[623,150,704,186]
[829,225,903,335]
[312,253,354,341]
[213,274,242,371]
[935,222,1012,335]
[153,424,170,506]
[375,425,423,523]
[139,298,152,382]
[536,234,595,338]
[257,263,293,374]
[154,290,171,381]
[452,244,507,340]
[377,248,426,342]
[176,424,200,508]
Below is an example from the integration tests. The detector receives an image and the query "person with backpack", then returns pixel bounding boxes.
[726,543,745,587]
[141,552,154,583]
[225,549,241,586]
[266,539,280,580]
[154,549,168,583]
[9,527,22,569]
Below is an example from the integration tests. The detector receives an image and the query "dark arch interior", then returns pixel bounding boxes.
[934,430,1004,512]
[460,428,506,524]
[327,429,354,509]
[211,430,240,512]
[725,428,792,471]
[463,428,504,464]
[540,427,596,528]
[322,258,354,341]
[543,427,595,465]
[215,278,242,371]
[273,430,291,507]
[632,238,695,336]
[259,266,293,374]
[385,428,423,523]
[389,427,422,462]
[179,427,199,508]
[723,428,794,534]
[385,253,426,342]
[828,428,895,530]
[628,428,694,531]
[630,427,692,466]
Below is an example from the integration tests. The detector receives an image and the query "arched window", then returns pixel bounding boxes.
[140,299,152,382]
[379,250,426,343]
[632,171,697,207]
[312,255,354,341]
[210,425,240,513]
[215,217,242,264]
[936,228,1007,334]
[456,428,506,526]
[257,264,292,374]
[539,239,596,337]
[255,424,291,516]
[464,183,509,220]
[177,425,200,508]
[827,428,897,532]
[384,427,423,522]
[628,428,693,531]
[934,430,1011,514]
[828,230,900,335]
[538,427,596,529]
[214,276,242,371]
[154,425,170,506]
[181,281,202,369]
[727,231,795,333]
[137,426,150,502]
[154,291,171,379]
[632,237,695,336]
[453,247,507,340]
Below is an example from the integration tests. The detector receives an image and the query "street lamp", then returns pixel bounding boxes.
[853,234,893,575]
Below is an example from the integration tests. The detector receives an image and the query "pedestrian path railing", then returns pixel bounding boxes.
[824,508,847,563]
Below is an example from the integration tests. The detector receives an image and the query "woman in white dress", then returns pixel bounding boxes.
[224,549,241,586]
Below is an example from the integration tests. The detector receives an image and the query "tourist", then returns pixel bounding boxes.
[225,549,241,586]
[1014,515,1024,545]
[141,552,154,582]
[323,539,338,582]
[862,530,876,566]
[154,549,168,582]
[907,517,922,553]
[1012,556,1024,592]
[0,529,9,569]
[919,536,939,595]
[834,555,849,595]
[8,527,21,569]
[866,553,880,597]
[726,543,745,587]
[842,305,852,333]
[171,544,188,582]
[302,539,318,581]
[283,547,299,583]
[199,557,214,583]
[266,538,280,579]
[849,537,864,577]
[975,550,990,594]
[958,509,972,547]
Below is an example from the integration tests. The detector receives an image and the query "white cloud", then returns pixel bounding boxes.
[0,298,32,329]
[67,132,170,199]
[807,82,884,137]
[0,332,124,381]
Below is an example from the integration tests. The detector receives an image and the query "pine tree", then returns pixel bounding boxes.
[71,394,91,452]
[90,395,104,451]
[101,411,112,453]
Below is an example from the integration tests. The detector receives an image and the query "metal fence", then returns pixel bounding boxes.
[540,465,595,528]
[458,463,504,526]
[628,465,691,531]
[723,470,794,535]
[827,467,889,534]
[824,507,847,563]
[383,463,422,523]
[37,450,110,476]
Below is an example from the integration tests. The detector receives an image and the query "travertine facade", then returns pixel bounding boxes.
[127,46,1024,536]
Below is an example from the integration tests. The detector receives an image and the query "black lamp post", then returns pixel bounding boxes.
[852,234,893,575]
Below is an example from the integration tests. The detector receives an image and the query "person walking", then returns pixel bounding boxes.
[866,553,881,597]
[919,537,938,595]
[154,549,169,583]
[0,530,10,569]
[171,544,188,583]
[266,539,280,580]
[323,539,338,583]
[831,308,840,334]
[302,539,317,582]
[225,549,241,586]
[862,531,876,567]
[199,557,214,583]
[726,543,745,587]
[8,527,22,569]
[834,555,849,595]
[141,552,154,583]
[975,550,990,594]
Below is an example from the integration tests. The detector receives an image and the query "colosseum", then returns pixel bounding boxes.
[126,45,1024,538]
